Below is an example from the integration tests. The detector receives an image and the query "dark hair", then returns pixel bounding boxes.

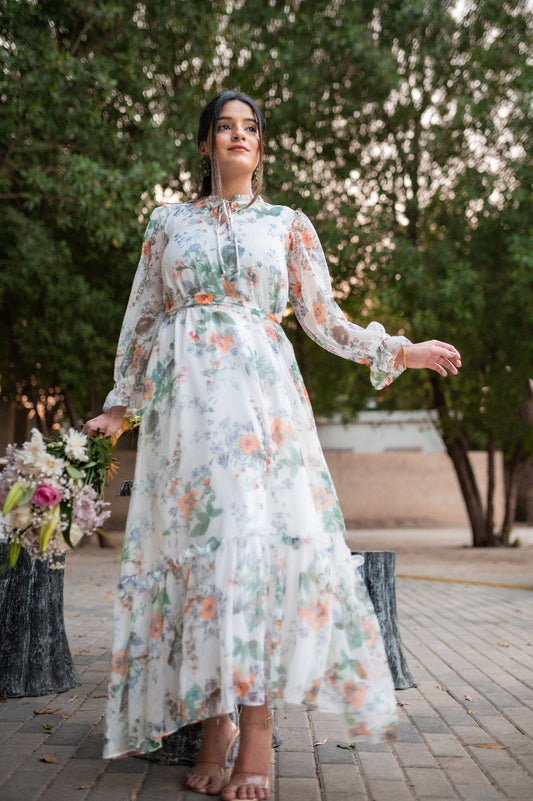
[195,90,265,203]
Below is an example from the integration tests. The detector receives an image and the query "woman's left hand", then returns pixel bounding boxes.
[403,341,462,377]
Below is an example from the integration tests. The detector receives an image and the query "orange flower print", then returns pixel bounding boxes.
[305,679,321,705]
[222,279,238,298]
[210,332,233,353]
[132,345,146,368]
[239,434,260,454]
[292,280,302,299]
[194,293,215,305]
[361,618,379,646]
[300,229,314,248]
[142,378,154,400]
[344,682,367,710]
[264,322,277,341]
[286,229,295,251]
[312,302,326,325]
[195,198,212,209]
[299,599,330,631]
[111,650,128,675]
[199,596,217,619]
[266,312,279,324]
[270,418,293,448]
[149,612,164,639]
[142,241,151,259]
[233,668,255,697]
[312,487,334,510]
[178,490,199,521]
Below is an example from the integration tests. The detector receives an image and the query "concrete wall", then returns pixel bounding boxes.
[324,449,504,528]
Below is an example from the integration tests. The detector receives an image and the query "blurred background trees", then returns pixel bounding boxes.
[1,0,532,545]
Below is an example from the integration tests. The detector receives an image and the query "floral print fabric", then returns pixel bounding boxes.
[103,196,408,759]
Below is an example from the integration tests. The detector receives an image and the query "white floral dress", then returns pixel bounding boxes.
[102,195,409,759]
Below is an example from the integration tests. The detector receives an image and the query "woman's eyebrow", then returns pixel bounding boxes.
[217,115,257,124]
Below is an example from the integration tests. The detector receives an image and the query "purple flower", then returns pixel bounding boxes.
[72,485,110,531]
[32,483,63,507]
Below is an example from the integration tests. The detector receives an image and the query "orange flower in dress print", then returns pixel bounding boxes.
[270,419,293,447]
[111,650,128,675]
[264,322,277,341]
[178,490,199,521]
[142,378,154,400]
[239,434,260,454]
[199,596,217,619]
[210,332,233,353]
[141,241,151,259]
[299,599,330,631]
[304,679,321,705]
[222,279,238,298]
[194,293,215,304]
[292,280,302,299]
[300,229,314,248]
[233,668,255,697]
[312,487,334,510]
[312,302,326,325]
[149,612,164,639]
[343,681,367,710]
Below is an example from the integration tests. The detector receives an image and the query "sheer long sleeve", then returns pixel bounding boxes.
[103,206,168,412]
[288,210,410,390]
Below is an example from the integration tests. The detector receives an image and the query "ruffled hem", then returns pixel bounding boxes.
[104,536,397,758]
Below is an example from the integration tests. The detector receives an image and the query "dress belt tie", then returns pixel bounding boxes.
[165,294,281,325]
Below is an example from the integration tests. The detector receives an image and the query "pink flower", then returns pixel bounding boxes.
[32,483,63,507]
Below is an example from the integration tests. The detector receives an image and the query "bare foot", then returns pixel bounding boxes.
[221,705,271,800]
[185,715,240,796]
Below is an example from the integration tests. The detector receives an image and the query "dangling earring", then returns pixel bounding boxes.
[200,156,211,180]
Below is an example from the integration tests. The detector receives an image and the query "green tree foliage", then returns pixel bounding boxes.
[0,0,221,425]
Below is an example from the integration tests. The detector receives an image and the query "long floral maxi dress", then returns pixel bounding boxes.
[102,195,410,759]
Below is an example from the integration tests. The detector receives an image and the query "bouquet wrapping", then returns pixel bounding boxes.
[0,428,113,569]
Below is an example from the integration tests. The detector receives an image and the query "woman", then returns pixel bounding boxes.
[85,90,461,800]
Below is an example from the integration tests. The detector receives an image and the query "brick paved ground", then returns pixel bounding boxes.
[0,529,532,801]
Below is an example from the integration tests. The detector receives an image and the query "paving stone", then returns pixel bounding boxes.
[403,766,457,797]
[357,750,404,781]
[275,725,313,751]
[277,777,321,801]
[392,742,438,768]
[315,740,356,764]
[319,762,364,795]
[366,778,416,801]
[277,749,316,778]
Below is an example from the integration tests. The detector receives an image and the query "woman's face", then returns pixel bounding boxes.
[201,99,260,183]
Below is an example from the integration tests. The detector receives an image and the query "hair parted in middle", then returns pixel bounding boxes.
[195,90,266,204]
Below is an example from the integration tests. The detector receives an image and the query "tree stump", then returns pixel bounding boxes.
[0,543,80,697]
[352,550,416,690]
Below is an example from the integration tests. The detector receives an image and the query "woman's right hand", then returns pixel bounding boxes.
[82,406,127,438]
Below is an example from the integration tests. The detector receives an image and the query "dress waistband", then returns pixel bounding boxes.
[165,294,281,325]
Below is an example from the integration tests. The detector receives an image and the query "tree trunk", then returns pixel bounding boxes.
[500,443,525,545]
[486,432,496,547]
[431,375,490,547]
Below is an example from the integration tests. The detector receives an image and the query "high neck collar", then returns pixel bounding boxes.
[206,193,257,205]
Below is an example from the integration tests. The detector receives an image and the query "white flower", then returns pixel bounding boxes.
[14,429,46,470]
[69,523,84,547]
[33,451,65,479]
[64,428,89,462]
[8,504,33,529]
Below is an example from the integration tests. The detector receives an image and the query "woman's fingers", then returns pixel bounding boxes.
[404,341,462,374]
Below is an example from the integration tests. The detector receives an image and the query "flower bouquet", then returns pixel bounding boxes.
[0,428,115,569]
